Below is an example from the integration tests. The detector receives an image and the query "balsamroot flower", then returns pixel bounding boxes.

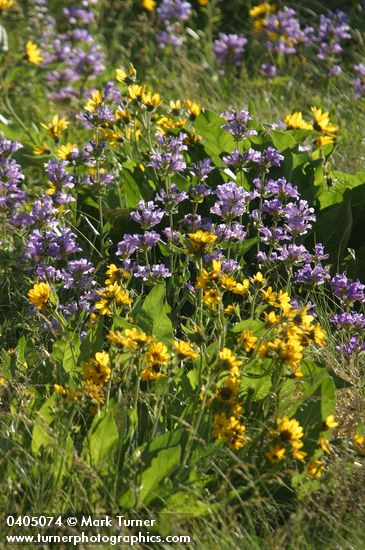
[28,282,51,311]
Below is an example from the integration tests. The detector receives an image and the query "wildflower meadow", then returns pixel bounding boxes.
[1,1,365,548]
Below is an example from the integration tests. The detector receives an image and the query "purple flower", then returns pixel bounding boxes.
[157,0,192,23]
[0,139,23,155]
[215,222,246,242]
[331,312,365,329]
[337,335,365,355]
[213,33,247,70]
[221,109,257,141]
[190,158,214,181]
[61,259,95,290]
[277,244,310,264]
[149,133,187,174]
[295,263,330,285]
[353,63,365,98]
[265,178,300,200]
[189,183,212,202]
[211,182,250,220]
[331,273,365,304]
[130,200,164,229]
[284,200,316,235]
[134,263,172,281]
[155,184,188,212]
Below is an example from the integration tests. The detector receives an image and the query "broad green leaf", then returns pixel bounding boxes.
[31,393,57,456]
[308,201,352,267]
[84,408,119,469]
[136,282,173,346]
[140,445,181,505]
[52,337,80,374]
[79,317,104,362]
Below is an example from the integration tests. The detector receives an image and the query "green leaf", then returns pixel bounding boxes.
[31,394,57,456]
[84,408,119,469]
[194,110,236,161]
[308,201,352,267]
[79,317,104,362]
[139,445,181,505]
[52,337,80,374]
[320,376,336,419]
[135,282,173,346]
[271,130,296,152]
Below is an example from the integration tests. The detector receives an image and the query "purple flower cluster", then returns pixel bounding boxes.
[0,139,26,226]
[331,273,365,305]
[223,146,284,169]
[315,10,351,67]
[156,0,192,49]
[221,109,257,141]
[213,33,247,73]
[42,1,105,100]
[45,159,75,204]
[130,200,165,229]
[149,133,187,174]
[353,64,365,98]
[264,7,312,55]
[210,181,250,221]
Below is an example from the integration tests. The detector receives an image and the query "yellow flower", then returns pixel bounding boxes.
[95,283,132,316]
[145,341,169,367]
[41,115,69,141]
[54,384,67,396]
[128,84,146,101]
[218,348,242,371]
[291,447,307,462]
[264,310,281,326]
[315,135,334,148]
[237,330,258,353]
[33,144,51,156]
[83,379,105,404]
[307,459,324,478]
[212,413,248,450]
[141,366,163,381]
[169,100,183,115]
[85,90,103,113]
[57,143,77,160]
[116,63,137,84]
[185,100,202,120]
[323,415,338,430]
[105,263,119,285]
[203,289,221,307]
[83,351,111,386]
[173,340,199,360]
[231,279,250,296]
[284,111,313,130]
[224,304,236,315]
[319,435,330,454]
[311,107,338,136]
[142,0,156,10]
[353,434,365,455]
[220,274,237,292]
[252,271,266,286]
[187,230,217,254]
[25,41,43,65]
[141,90,163,111]
[0,0,14,11]
[308,324,327,347]
[216,378,239,404]
[115,108,132,124]
[108,328,152,350]
[28,282,50,311]
[267,444,286,462]
[249,2,275,19]
[275,417,304,445]
[198,0,209,5]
